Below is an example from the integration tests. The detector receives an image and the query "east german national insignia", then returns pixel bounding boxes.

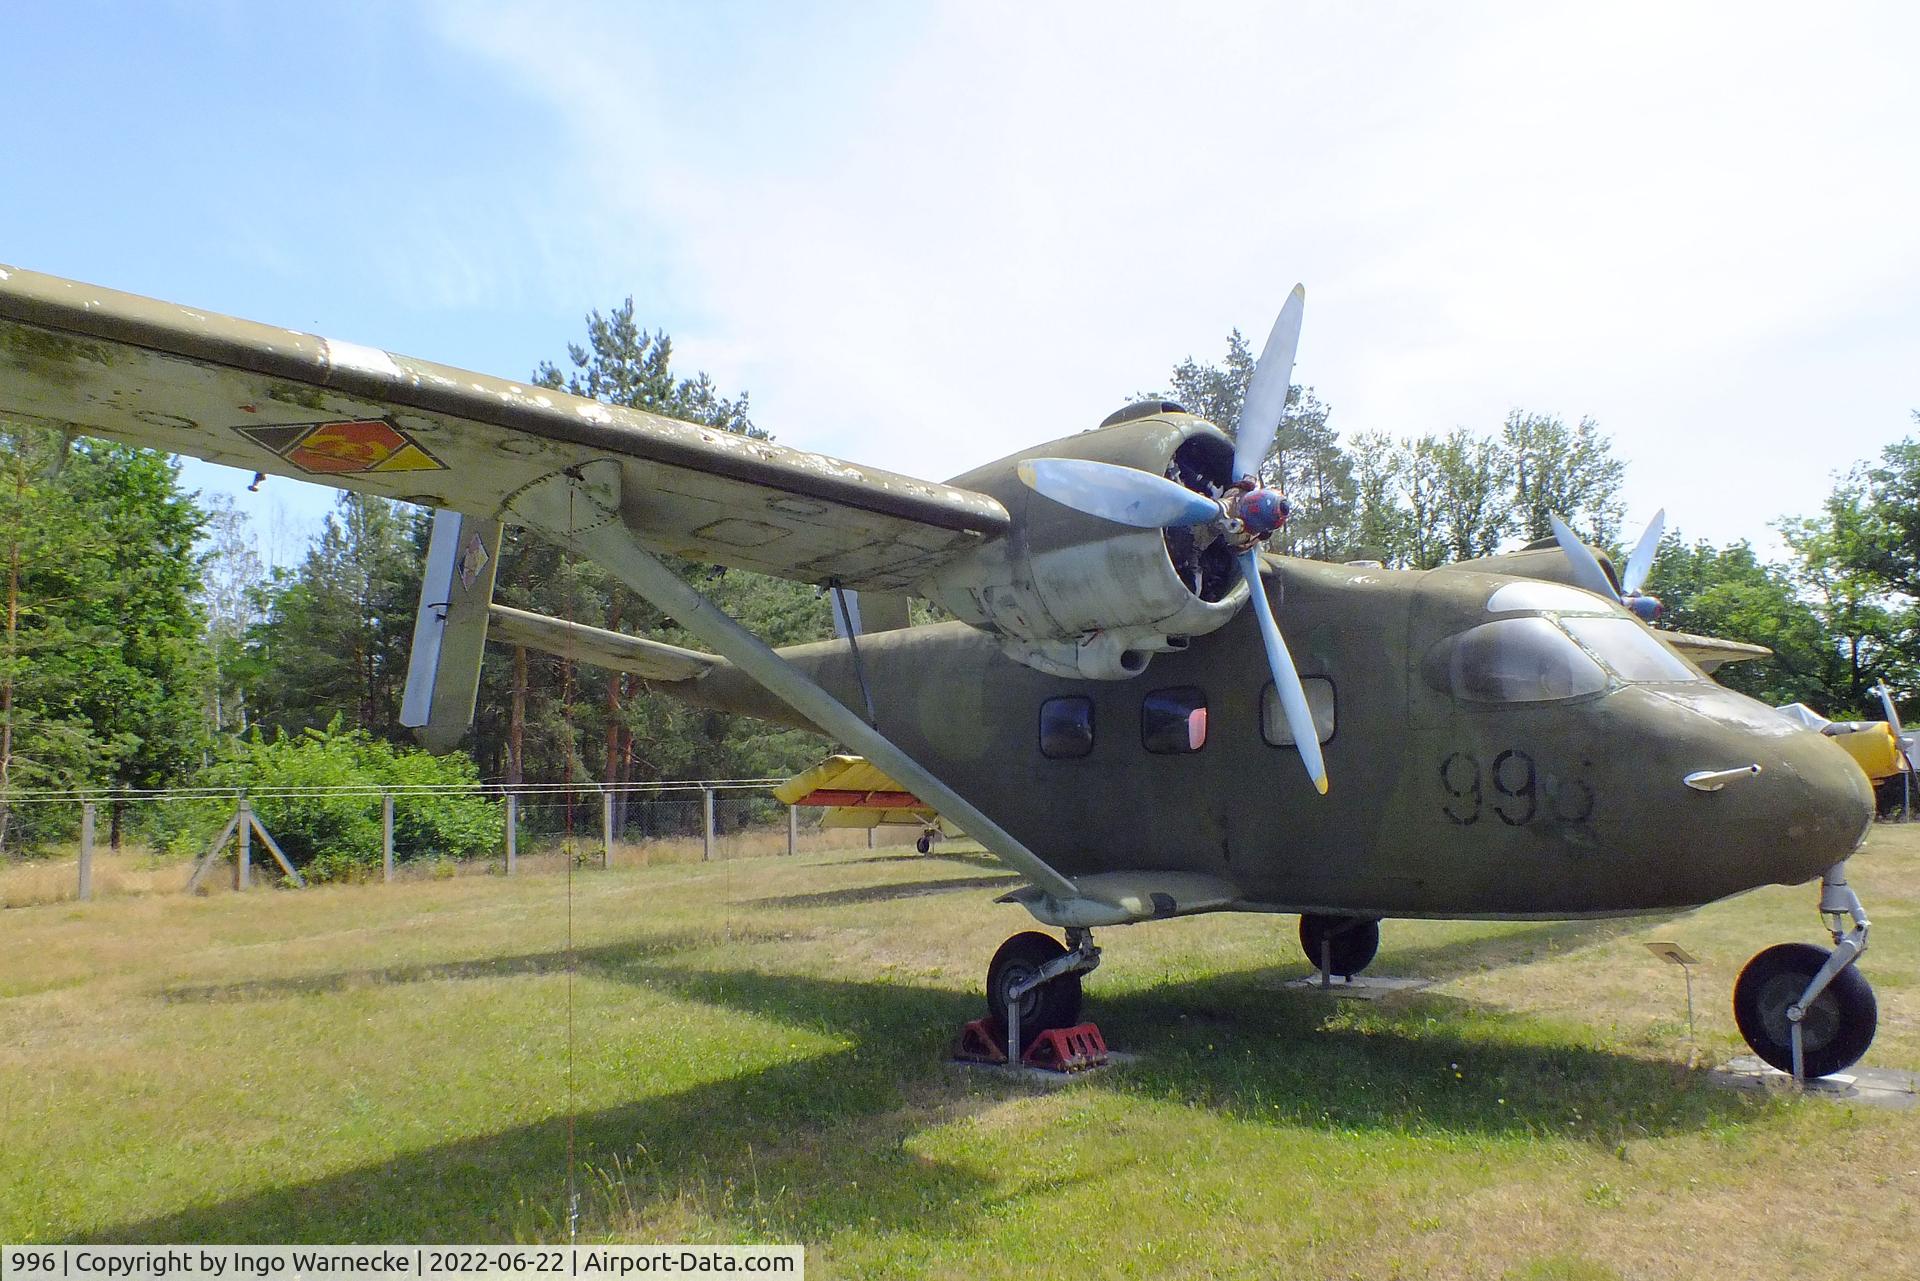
[235,418,445,475]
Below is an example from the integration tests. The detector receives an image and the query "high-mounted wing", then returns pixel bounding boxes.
[0,265,1007,592]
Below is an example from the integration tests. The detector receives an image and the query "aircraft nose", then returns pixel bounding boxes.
[1751,724,1875,877]
[1647,686,1874,887]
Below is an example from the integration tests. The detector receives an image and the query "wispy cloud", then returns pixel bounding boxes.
[424,1,1919,548]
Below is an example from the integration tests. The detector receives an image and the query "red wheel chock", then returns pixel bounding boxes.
[953,1018,1008,1064]
[1020,1023,1109,1073]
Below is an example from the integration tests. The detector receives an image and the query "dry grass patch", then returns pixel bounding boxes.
[0,826,1915,1280]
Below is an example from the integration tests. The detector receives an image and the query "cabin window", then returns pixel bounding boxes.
[1039,696,1095,759]
[1261,678,1337,746]
[1561,616,1702,683]
[1423,618,1608,704]
[1142,686,1208,754]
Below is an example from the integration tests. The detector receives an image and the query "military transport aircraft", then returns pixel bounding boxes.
[0,265,1880,1080]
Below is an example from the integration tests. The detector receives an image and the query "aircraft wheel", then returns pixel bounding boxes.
[1299,915,1380,977]
[915,833,932,854]
[1733,942,1877,1078]
[987,931,1083,1052]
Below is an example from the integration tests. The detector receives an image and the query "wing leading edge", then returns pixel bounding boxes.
[0,265,1007,592]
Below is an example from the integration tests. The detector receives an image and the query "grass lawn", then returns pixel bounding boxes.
[2,823,1916,1279]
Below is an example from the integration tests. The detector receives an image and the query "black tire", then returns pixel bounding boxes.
[986,931,1083,1052]
[1733,942,1877,1078]
[1299,915,1381,977]
[915,834,932,854]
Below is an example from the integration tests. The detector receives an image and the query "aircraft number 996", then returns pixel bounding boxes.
[1439,749,1594,827]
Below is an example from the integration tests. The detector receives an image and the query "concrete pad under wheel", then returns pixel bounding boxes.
[1281,974,1431,1000]
[949,1050,1139,1085]
[1710,1055,1920,1109]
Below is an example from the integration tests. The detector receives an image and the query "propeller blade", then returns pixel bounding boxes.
[1875,682,1905,739]
[1016,457,1221,528]
[1232,285,1306,483]
[1238,549,1328,795]
[1621,509,1666,596]
[1549,514,1621,603]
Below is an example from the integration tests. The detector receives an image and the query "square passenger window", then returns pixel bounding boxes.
[1039,696,1094,759]
[1260,678,1337,746]
[1142,686,1207,754]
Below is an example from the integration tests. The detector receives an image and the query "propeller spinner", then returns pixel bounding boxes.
[1015,286,1328,795]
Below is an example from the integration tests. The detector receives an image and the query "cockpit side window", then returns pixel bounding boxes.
[1561,616,1703,683]
[1423,618,1608,704]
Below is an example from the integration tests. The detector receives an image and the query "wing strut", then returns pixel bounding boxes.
[504,461,1081,903]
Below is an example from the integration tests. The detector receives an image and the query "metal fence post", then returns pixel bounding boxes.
[235,796,252,890]
[505,793,517,875]
[702,788,715,862]
[602,789,614,868]
[78,800,95,901]
[787,804,797,856]
[382,793,395,883]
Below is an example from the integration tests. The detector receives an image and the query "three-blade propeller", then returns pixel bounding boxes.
[1549,510,1666,621]
[1014,286,1328,796]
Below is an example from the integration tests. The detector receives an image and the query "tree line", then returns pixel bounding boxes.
[2,305,1915,857]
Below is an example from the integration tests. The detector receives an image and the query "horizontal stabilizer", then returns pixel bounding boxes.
[1663,629,1771,673]
[486,604,716,683]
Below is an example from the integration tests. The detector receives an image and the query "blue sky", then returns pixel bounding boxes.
[4,2,1916,564]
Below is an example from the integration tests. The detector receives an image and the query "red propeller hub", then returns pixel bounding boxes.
[1236,487,1290,537]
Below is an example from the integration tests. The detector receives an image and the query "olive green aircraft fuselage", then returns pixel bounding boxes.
[667,555,1874,921]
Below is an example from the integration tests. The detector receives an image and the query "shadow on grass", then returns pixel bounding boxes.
[154,929,802,1004]
[98,925,1756,1244]
[1376,912,1688,984]
[95,939,996,1244]
[750,873,1020,911]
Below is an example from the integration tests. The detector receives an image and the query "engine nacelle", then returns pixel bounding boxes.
[919,405,1246,679]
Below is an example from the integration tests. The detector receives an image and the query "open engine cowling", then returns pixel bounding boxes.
[919,405,1248,679]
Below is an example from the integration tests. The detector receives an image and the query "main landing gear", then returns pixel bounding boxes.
[1733,861,1877,1080]
[986,928,1102,1055]
[1298,913,1380,979]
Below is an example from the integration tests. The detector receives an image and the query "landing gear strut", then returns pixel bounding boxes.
[987,928,1101,1055]
[1733,861,1877,1080]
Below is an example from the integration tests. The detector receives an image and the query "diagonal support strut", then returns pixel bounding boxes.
[504,461,1080,902]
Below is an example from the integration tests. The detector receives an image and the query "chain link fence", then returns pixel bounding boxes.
[0,781,880,908]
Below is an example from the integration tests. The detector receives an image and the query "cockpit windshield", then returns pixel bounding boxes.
[1426,607,1706,705]
[1424,618,1608,704]
[1561,616,1702,683]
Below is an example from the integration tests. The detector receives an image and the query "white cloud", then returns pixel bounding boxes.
[425,0,1920,550]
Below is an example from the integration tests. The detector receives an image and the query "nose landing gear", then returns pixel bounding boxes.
[1733,862,1877,1080]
